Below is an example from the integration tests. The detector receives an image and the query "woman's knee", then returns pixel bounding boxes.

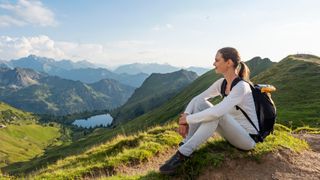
[195,100,213,112]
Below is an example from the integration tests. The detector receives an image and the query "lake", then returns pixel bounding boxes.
[72,114,113,128]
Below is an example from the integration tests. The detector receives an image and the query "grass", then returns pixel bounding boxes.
[24,123,309,180]
[104,124,309,180]
[29,124,182,179]
[0,123,61,169]
[0,171,11,180]
[0,102,62,170]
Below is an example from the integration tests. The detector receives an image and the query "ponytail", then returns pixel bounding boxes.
[238,61,250,81]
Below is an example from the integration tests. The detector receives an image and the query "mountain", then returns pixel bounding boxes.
[10,55,97,73]
[245,56,276,77]
[111,69,198,124]
[113,63,180,75]
[0,67,45,89]
[186,66,211,76]
[0,60,12,69]
[54,68,148,87]
[0,68,135,115]
[9,55,148,87]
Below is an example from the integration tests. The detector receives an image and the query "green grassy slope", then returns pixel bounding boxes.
[29,123,309,179]
[0,102,61,169]
[252,54,320,127]
[112,70,198,124]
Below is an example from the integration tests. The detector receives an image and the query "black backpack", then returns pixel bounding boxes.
[220,77,276,142]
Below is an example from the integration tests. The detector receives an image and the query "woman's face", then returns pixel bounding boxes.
[213,52,229,74]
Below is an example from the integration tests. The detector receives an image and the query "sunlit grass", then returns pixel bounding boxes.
[31,123,182,179]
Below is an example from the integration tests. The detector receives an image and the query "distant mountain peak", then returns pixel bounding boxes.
[0,67,43,88]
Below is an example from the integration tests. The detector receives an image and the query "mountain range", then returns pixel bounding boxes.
[0,67,135,115]
[1,55,210,88]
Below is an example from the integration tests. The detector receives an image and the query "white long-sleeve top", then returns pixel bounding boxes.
[184,78,259,134]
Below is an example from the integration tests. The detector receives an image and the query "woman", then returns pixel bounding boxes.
[159,47,259,174]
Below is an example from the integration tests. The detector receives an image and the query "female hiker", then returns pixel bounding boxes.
[160,47,259,174]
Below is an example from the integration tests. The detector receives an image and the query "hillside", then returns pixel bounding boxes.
[252,54,320,127]
[245,56,276,77]
[0,102,62,169]
[111,69,198,124]
[18,123,320,179]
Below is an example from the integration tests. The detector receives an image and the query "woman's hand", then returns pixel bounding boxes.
[178,124,189,138]
[178,113,189,137]
[179,113,188,125]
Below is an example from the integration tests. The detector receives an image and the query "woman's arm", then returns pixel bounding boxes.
[186,82,249,124]
[184,78,224,114]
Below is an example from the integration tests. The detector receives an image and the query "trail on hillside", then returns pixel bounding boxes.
[112,133,320,180]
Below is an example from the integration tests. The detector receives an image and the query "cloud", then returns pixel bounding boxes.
[0,15,25,27]
[0,35,65,60]
[0,0,57,27]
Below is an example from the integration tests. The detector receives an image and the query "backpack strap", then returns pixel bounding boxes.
[220,77,261,136]
[220,77,242,97]
[235,105,260,134]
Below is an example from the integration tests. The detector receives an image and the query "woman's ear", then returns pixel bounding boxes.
[227,59,234,67]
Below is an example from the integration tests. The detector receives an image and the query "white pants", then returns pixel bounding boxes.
[179,99,256,156]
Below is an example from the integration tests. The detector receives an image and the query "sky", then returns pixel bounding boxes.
[0,0,319,68]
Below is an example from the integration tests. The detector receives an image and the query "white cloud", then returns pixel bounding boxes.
[0,15,25,27]
[0,35,65,60]
[0,0,57,27]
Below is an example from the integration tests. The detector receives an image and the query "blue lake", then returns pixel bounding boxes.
[72,114,113,128]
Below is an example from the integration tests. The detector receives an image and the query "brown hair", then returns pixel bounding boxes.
[218,47,250,81]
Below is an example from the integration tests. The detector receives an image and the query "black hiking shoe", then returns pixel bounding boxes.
[159,151,188,175]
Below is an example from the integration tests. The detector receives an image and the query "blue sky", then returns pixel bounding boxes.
[0,0,319,68]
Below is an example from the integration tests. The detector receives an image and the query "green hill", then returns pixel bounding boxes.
[252,54,320,127]
[0,102,62,169]
[111,69,198,124]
